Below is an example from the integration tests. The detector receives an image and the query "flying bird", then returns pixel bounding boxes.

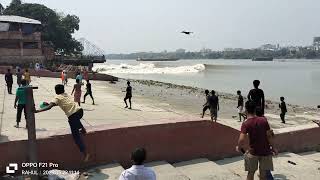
[181,31,193,35]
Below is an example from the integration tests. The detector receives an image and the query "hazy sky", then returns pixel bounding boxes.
[2,0,320,53]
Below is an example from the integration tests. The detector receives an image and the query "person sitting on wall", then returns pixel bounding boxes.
[119,148,156,180]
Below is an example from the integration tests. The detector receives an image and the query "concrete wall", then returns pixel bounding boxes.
[0,67,118,82]
[0,120,319,175]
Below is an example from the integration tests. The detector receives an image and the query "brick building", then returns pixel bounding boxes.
[0,15,49,66]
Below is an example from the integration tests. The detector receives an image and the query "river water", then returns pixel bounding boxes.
[94,59,320,107]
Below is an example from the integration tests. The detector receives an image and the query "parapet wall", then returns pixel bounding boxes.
[0,66,118,82]
[0,120,319,175]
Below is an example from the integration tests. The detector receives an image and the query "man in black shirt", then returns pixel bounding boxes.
[5,69,13,94]
[237,90,246,122]
[201,89,210,118]
[124,81,132,109]
[209,90,219,122]
[279,97,287,124]
[82,80,95,105]
[248,80,265,115]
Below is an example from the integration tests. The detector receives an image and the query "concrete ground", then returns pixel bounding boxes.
[1,74,319,143]
[0,75,188,143]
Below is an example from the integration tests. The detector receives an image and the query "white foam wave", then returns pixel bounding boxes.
[93,63,205,74]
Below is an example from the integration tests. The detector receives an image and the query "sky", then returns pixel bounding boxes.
[2,0,320,53]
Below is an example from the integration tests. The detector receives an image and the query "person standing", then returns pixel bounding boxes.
[236,101,277,180]
[61,71,65,84]
[76,72,83,84]
[24,69,31,85]
[119,148,156,180]
[14,80,28,128]
[237,90,246,122]
[279,97,287,124]
[63,70,68,86]
[248,80,265,115]
[208,90,219,122]
[201,90,210,118]
[35,62,40,78]
[16,68,23,87]
[5,69,13,94]
[82,80,95,105]
[35,84,90,162]
[124,81,132,109]
[72,79,82,106]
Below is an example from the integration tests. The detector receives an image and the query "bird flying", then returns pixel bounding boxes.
[181,31,193,35]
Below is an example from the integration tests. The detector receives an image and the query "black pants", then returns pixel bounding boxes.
[124,96,132,106]
[84,91,94,103]
[203,105,210,112]
[7,83,13,94]
[68,109,86,154]
[280,112,286,123]
[17,104,27,123]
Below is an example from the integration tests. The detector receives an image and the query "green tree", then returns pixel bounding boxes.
[10,0,22,6]
[0,3,4,14]
[4,1,83,55]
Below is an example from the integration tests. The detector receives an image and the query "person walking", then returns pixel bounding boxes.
[35,84,90,162]
[16,68,23,87]
[5,69,13,94]
[248,80,265,115]
[72,79,82,106]
[208,90,219,122]
[201,89,210,118]
[237,90,246,122]
[236,101,277,180]
[124,81,132,109]
[23,69,31,85]
[279,97,287,124]
[119,148,156,180]
[82,80,95,105]
[63,70,68,86]
[14,80,28,128]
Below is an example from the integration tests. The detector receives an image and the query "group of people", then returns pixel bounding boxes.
[4,66,293,179]
[5,68,31,128]
[202,79,287,124]
[199,80,287,180]
[5,68,31,94]
[201,90,219,121]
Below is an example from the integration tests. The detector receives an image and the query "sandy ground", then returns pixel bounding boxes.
[109,78,320,130]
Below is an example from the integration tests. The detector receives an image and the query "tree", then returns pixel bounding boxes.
[10,0,22,6]
[3,1,83,55]
[0,3,4,14]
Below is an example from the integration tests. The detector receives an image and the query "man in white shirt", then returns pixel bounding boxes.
[119,148,156,180]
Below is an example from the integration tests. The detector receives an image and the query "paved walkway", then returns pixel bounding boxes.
[0,75,187,143]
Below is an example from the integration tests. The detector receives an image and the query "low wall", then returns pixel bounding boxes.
[0,66,118,82]
[0,120,319,175]
[0,120,240,175]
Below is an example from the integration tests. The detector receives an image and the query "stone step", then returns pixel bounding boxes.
[146,161,190,180]
[215,155,258,179]
[81,163,125,180]
[299,151,320,164]
[173,158,241,180]
[272,152,320,179]
[216,152,320,180]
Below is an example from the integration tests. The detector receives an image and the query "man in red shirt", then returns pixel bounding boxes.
[236,101,278,180]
